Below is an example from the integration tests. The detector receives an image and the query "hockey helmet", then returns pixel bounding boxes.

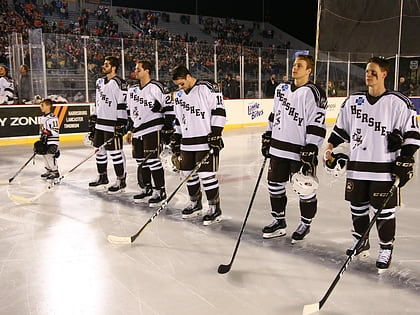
[291,168,319,195]
[324,152,349,177]
[160,145,180,172]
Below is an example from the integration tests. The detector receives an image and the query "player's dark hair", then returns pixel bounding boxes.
[138,59,153,75]
[105,56,120,71]
[296,54,315,74]
[40,98,54,107]
[367,56,390,74]
[172,65,191,80]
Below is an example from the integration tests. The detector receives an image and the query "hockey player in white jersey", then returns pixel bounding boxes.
[171,65,226,225]
[325,56,420,272]
[261,54,327,242]
[33,98,60,180]
[0,64,15,104]
[126,59,175,207]
[88,56,128,193]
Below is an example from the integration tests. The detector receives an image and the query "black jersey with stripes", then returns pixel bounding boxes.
[173,79,226,151]
[267,81,327,161]
[328,90,420,181]
[94,76,128,133]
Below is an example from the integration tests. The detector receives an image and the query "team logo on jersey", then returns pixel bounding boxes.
[177,91,183,97]
[355,97,364,106]
[273,109,281,127]
[281,84,289,91]
[351,128,363,149]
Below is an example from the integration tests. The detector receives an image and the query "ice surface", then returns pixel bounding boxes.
[0,125,419,315]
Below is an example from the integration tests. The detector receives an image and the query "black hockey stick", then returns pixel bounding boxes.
[302,177,400,315]
[7,152,37,184]
[218,157,268,274]
[107,149,214,245]
[8,137,116,204]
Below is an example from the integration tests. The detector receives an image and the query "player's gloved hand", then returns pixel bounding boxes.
[161,125,174,145]
[40,129,51,144]
[208,133,224,154]
[88,115,97,141]
[33,140,47,154]
[387,129,403,152]
[300,143,318,176]
[392,156,414,187]
[170,133,181,156]
[151,100,162,113]
[114,119,127,137]
[261,131,271,158]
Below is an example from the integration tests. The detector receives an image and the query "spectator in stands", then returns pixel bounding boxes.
[222,73,239,99]
[18,64,32,104]
[264,73,278,98]
[398,76,410,95]
[327,80,337,97]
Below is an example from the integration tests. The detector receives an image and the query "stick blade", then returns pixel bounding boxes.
[0,179,9,185]
[8,193,33,204]
[302,303,320,315]
[217,264,231,274]
[107,234,132,245]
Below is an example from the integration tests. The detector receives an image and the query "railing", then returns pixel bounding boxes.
[8,33,420,104]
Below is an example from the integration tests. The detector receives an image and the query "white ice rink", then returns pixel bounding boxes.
[1,125,419,315]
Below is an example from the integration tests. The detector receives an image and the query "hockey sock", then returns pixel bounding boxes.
[186,173,201,198]
[376,218,396,245]
[149,158,165,188]
[136,158,151,187]
[350,202,370,236]
[200,173,219,201]
[96,149,108,174]
[268,181,287,219]
[110,150,126,178]
[299,194,317,220]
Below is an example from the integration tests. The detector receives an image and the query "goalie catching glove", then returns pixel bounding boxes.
[208,133,224,154]
[392,156,414,187]
[300,144,318,176]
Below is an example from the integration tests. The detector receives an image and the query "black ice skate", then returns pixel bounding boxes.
[376,244,393,274]
[89,174,109,189]
[262,219,287,239]
[346,236,370,258]
[133,184,152,203]
[202,203,222,226]
[107,176,126,194]
[291,222,310,244]
[41,167,52,179]
[46,170,60,182]
[182,197,203,219]
[148,187,167,207]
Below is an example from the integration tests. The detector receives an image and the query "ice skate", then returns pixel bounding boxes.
[262,219,287,239]
[202,203,222,226]
[376,244,393,274]
[291,222,310,244]
[133,184,152,203]
[148,187,166,207]
[89,174,109,189]
[108,176,126,194]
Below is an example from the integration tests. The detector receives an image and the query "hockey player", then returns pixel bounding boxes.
[33,98,60,180]
[324,56,420,272]
[261,54,327,242]
[170,65,226,225]
[88,56,128,193]
[0,64,15,104]
[126,59,175,207]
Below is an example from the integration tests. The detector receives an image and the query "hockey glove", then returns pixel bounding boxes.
[170,133,182,156]
[392,156,414,187]
[261,131,271,158]
[88,115,97,141]
[33,140,48,155]
[151,100,162,113]
[161,126,174,145]
[114,119,127,137]
[208,133,224,154]
[300,143,318,176]
[387,129,403,152]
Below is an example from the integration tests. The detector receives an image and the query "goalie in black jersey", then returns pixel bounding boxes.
[88,56,128,193]
[126,60,175,207]
[261,54,327,243]
[171,65,226,226]
[324,56,420,272]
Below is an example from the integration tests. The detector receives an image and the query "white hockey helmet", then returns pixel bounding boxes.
[160,144,180,172]
[291,168,319,195]
[324,144,350,178]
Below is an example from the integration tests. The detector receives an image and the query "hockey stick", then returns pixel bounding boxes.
[107,149,214,245]
[8,137,115,204]
[7,152,37,184]
[218,157,267,274]
[302,177,400,315]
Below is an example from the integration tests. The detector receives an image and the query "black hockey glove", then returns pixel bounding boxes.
[161,124,174,145]
[387,129,403,152]
[300,143,318,176]
[261,131,271,158]
[392,156,414,187]
[151,100,162,113]
[208,133,224,154]
[88,115,97,141]
[33,140,48,155]
[170,133,181,156]
[114,119,127,137]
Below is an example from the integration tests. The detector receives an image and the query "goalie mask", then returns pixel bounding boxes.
[324,152,349,178]
[291,168,319,195]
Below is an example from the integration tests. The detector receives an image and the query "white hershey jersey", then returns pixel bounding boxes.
[0,76,14,104]
[173,80,226,151]
[40,112,59,145]
[331,91,420,181]
[127,80,174,137]
[94,76,128,132]
[268,82,327,161]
